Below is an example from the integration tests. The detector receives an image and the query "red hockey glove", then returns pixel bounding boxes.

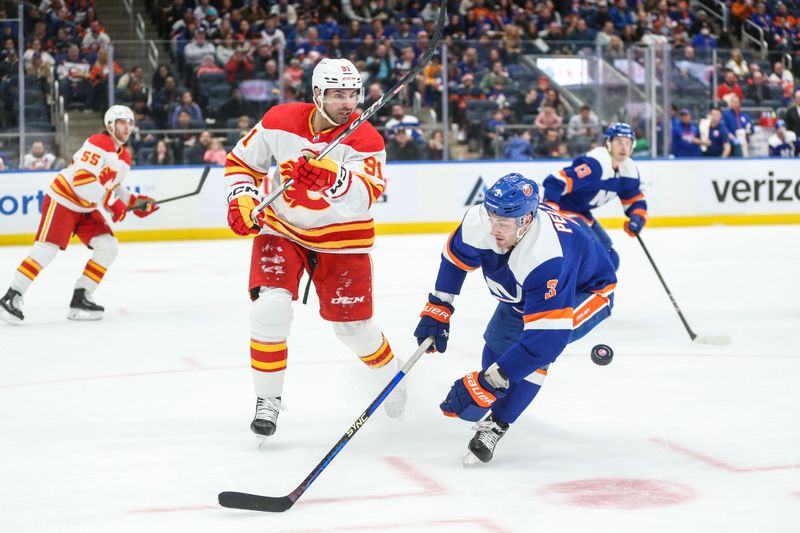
[128,194,160,218]
[292,149,351,196]
[104,191,127,223]
[226,182,264,236]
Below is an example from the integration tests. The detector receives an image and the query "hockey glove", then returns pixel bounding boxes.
[227,182,265,236]
[104,191,127,223]
[440,365,509,422]
[293,149,351,197]
[624,211,647,237]
[129,194,159,218]
[414,293,454,353]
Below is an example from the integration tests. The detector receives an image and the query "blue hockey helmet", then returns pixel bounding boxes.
[604,122,635,143]
[484,173,539,226]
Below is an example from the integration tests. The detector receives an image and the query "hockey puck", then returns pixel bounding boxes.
[591,344,613,366]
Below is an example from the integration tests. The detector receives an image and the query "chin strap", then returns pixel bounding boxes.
[314,93,345,127]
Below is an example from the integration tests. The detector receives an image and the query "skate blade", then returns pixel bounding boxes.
[0,309,23,325]
[255,435,269,451]
[67,309,104,321]
[463,451,483,468]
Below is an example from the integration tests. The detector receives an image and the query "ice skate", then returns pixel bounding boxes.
[463,414,509,467]
[251,396,283,448]
[67,288,104,321]
[0,288,24,324]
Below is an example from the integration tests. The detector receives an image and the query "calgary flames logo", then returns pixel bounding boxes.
[278,159,328,210]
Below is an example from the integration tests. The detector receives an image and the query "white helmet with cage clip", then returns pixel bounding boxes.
[104,105,135,143]
[311,58,363,126]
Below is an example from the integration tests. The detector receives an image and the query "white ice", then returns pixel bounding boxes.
[1,226,799,533]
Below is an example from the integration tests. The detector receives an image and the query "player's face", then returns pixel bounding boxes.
[608,136,632,162]
[113,119,133,143]
[322,88,360,124]
[488,213,529,249]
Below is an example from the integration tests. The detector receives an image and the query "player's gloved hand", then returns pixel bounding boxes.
[226,182,264,236]
[104,191,127,223]
[440,364,509,422]
[624,212,647,237]
[129,194,159,218]
[292,149,350,196]
[414,293,454,353]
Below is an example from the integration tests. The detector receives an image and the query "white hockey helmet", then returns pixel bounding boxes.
[104,104,135,134]
[312,58,363,124]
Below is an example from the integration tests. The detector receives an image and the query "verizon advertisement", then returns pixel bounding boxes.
[0,159,798,242]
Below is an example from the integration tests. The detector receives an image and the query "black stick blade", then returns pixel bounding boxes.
[218,491,294,512]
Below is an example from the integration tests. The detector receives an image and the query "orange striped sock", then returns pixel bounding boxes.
[359,334,394,369]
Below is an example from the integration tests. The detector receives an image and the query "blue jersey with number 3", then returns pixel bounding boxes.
[433,204,617,382]
[542,147,647,221]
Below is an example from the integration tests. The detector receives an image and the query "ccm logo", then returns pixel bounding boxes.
[331,296,365,304]
[465,372,494,407]
[422,305,450,320]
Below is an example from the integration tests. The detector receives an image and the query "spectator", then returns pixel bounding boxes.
[768,120,799,157]
[56,45,91,107]
[362,83,392,127]
[117,65,145,91]
[81,19,110,52]
[26,52,53,85]
[170,90,203,128]
[721,95,754,156]
[543,88,567,117]
[184,27,216,72]
[203,137,227,165]
[425,130,445,160]
[533,104,563,137]
[479,61,512,95]
[386,128,421,161]
[503,130,533,160]
[88,49,123,110]
[23,141,56,170]
[690,22,717,51]
[534,128,561,158]
[151,64,173,92]
[671,108,703,157]
[702,107,732,158]
[22,40,54,70]
[148,139,175,166]
[216,87,249,121]
[196,54,224,77]
[716,70,744,105]
[595,21,615,48]
[514,87,542,122]
[186,129,212,164]
[783,89,800,138]
[227,114,252,146]
[484,109,509,158]
[567,105,600,154]
[725,48,750,79]
[260,15,286,49]
[270,0,298,26]
[769,61,794,88]
[225,48,254,83]
[745,71,771,104]
[385,103,423,142]
[152,75,179,127]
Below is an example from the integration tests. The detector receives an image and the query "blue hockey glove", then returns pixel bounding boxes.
[624,210,647,237]
[414,293,454,353]
[440,365,508,422]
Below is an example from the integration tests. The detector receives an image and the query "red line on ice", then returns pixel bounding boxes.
[653,439,797,472]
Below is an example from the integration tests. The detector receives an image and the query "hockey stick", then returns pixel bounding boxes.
[249,1,448,225]
[218,337,435,513]
[636,234,731,345]
[127,166,210,211]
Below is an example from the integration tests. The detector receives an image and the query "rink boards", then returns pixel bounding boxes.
[1,158,799,244]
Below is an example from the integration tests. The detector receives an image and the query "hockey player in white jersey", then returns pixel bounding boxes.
[224,58,406,445]
[0,105,158,324]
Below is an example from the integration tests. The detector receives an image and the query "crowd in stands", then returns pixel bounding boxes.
[1,0,800,170]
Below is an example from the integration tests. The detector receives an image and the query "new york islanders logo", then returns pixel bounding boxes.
[522,183,534,196]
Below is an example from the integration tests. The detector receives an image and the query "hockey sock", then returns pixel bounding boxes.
[250,287,293,398]
[333,320,395,369]
[12,242,58,295]
[74,234,118,293]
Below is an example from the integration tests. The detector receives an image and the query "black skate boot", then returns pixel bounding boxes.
[463,414,509,466]
[67,288,104,321]
[0,288,24,324]
[251,396,283,447]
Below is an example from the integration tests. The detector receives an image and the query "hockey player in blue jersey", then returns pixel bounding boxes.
[542,122,647,270]
[414,173,617,465]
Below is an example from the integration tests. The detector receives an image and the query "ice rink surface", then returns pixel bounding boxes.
[1,225,798,533]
